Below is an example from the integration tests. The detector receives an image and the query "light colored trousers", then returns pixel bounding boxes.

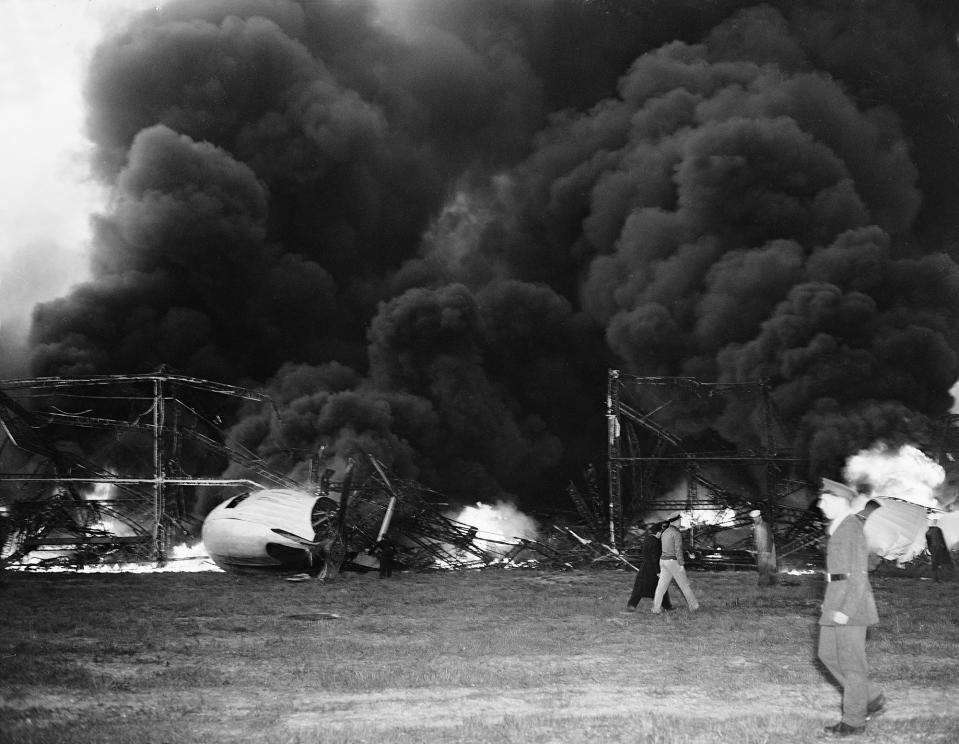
[818,625,878,728]
[652,559,699,611]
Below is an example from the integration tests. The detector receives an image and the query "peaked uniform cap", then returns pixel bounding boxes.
[821,477,856,501]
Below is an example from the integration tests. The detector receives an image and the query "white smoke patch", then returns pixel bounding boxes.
[451,500,540,552]
[683,507,737,529]
[642,481,738,529]
[843,443,946,509]
[643,480,686,523]
[84,482,138,537]
[417,177,511,285]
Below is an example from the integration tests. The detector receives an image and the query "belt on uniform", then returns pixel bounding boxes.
[660,555,677,560]
[825,573,848,582]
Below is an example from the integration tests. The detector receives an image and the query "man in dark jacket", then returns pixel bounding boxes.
[374,535,397,578]
[817,478,885,737]
[926,515,954,582]
[625,522,671,611]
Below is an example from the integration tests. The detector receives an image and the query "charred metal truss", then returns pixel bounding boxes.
[347,459,581,571]
[604,369,815,551]
[0,373,582,573]
[0,373,283,568]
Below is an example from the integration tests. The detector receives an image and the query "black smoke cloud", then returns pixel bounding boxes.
[24,0,959,510]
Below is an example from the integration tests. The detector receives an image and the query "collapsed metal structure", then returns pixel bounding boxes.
[0,373,606,572]
[10,369,953,574]
[343,461,601,571]
[591,369,959,566]
[597,369,819,557]
[0,373,289,567]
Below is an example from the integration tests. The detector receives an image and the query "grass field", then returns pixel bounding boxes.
[1,565,957,743]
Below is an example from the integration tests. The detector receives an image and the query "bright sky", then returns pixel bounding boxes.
[0,0,155,344]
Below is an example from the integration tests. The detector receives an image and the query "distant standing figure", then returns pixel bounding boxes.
[626,522,671,611]
[750,509,778,586]
[926,516,954,582]
[816,478,885,737]
[375,535,397,578]
[651,514,699,613]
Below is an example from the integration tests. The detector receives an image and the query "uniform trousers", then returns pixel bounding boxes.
[652,559,699,611]
[817,624,879,728]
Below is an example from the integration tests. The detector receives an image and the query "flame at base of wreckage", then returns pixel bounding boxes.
[198,479,586,577]
[3,541,221,574]
[0,454,628,576]
[6,444,959,578]
[196,456,597,577]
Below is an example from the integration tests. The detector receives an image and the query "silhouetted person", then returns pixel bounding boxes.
[626,522,671,611]
[750,508,777,586]
[926,517,953,582]
[375,535,397,578]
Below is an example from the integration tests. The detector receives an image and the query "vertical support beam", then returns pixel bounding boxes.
[169,392,183,528]
[686,468,697,549]
[606,369,622,549]
[153,376,166,565]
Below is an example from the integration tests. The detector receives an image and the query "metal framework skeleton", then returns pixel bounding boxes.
[602,369,816,554]
[17,370,953,573]
[0,373,581,572]
[0,373,282,568]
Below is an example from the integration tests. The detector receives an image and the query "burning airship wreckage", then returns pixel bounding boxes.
[602,370,959,577]
[0,372,575,575]
[1,370,957,578]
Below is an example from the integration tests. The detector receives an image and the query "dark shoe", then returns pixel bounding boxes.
[866,693,886,720]
[623,605,636,613]
[822,722,865,737]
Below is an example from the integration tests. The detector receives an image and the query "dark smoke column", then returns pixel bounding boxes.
[23,1,959,509]
[420,3,959,482]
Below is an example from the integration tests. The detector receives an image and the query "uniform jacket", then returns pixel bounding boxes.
[819,514,879,627]
[660,525,683,566]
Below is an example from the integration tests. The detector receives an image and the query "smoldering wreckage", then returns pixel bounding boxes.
[0,372,606,576]
[5,1,959,576]
[0,373,956,580]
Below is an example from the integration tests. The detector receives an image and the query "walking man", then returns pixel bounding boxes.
[816,478,885,737]
[626,521,672,611]
[651,513,699,613]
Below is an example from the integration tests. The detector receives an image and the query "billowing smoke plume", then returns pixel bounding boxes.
[23,1,959,511]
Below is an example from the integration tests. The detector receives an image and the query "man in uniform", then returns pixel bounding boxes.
[651,513,699,613]
[816,478,885,737]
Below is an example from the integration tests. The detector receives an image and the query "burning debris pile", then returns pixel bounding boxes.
[2,369,957,577]
[0,371,616,574]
